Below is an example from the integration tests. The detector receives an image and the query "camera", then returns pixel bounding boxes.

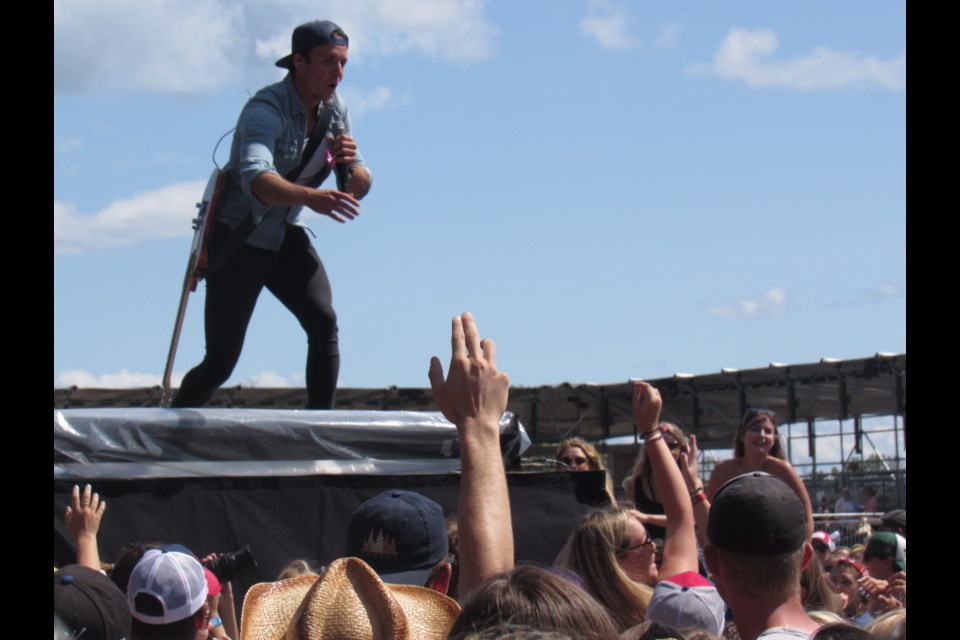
[202,545,258,582]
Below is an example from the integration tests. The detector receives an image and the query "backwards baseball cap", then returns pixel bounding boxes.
[346,490,449,586]
[881,509,906,533]
[54,564,131,640]
[865,532,906,571]
[707,472,806,555]
[276,20,349,69]
[811,530,836,553]
[645,571,726,637]
[126,546,208,624]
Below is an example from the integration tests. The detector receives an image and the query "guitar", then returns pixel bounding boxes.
[160,168,228,407]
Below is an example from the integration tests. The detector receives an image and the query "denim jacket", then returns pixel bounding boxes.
[216,73,367,250]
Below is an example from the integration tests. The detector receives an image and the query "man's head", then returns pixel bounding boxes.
[278,20,349,104]
[863,531,906,579]
[126,546,209,640]
[447,565,620,640]
[346,490,451,592]
[242,557,460,640]
[811,531,835,567]
[54,564,131,640]
[704,472,811,602]
[878,509,906,537]
[276,20,349,70]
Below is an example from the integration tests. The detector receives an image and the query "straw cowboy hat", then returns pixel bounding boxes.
[241,557,460,640]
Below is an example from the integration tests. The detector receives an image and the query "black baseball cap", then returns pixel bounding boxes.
[707,472,807,555]
[276,20,349,69]
[54,564,132,640]
[345,490,449,586]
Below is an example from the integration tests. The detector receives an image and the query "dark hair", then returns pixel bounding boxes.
[130,612,201,640]
[811,622,877,640]
[733,409,785,459]
[109,542,160,595]
[448,565,619,640]
[293,33,349,70]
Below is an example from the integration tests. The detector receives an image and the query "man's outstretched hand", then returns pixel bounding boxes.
[428,312,509,430]
[428,312,513,600]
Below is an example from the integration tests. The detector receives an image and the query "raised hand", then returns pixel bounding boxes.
[428,312,509,430]
[632,381,663,433]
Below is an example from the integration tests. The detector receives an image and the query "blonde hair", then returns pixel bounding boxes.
[801,553,842,614]
[807,610,845,625]
[555,508,654,630]
[276,559,318,581]
[865,609,906,640]
[625,422,689,499]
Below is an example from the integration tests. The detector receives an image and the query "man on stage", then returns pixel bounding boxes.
[174,20,371,409]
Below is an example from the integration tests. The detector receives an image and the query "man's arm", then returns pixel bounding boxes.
[633,382,698,579]
[428,312,512,600]
[251,172,360,223]
[347,165,372,200]
[238,96,362,223]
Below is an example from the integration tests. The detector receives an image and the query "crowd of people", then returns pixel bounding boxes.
[54,313,906,640]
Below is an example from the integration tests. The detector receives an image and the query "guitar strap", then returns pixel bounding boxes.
[203,99,337,279]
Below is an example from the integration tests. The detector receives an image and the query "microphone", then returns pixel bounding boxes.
[330,120,351,192]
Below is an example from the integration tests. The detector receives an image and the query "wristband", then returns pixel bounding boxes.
[691,491,707,506]
[640,426,664,440]
[209,617,223,628]
[689,486,704,496]
[643,431,663,444]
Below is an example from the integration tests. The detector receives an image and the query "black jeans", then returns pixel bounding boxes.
[173,223,339,409]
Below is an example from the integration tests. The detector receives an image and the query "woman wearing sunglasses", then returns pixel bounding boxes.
[555,383,714,633]
[706,408,814,538]
[622,422,690,540]
[555,437,617,506]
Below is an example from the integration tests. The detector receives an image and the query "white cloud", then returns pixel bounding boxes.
[709,286,788,320]
[54,180,206,254]
[55,135,83,154]
[865,282,902,302]
[56,368,169,388]
[580,0,640,51]
[826,281,903,308]
[54,0,246,95]
[244,371,295,387]
[654,23,679,50]
[691,28,906,91]
[55,0,496,95]
[309,0,496,63]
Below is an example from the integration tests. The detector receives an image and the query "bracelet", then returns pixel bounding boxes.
[209,617,223,628]
[643,431,664,444]
[689,486,704,496]
[640,426,664,440]
[691,491,707,506]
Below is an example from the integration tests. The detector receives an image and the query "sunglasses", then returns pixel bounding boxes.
[618,538,656,556]
[559,456,588,466]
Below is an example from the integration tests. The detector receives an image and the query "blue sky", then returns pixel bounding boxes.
[54,0,906,392]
